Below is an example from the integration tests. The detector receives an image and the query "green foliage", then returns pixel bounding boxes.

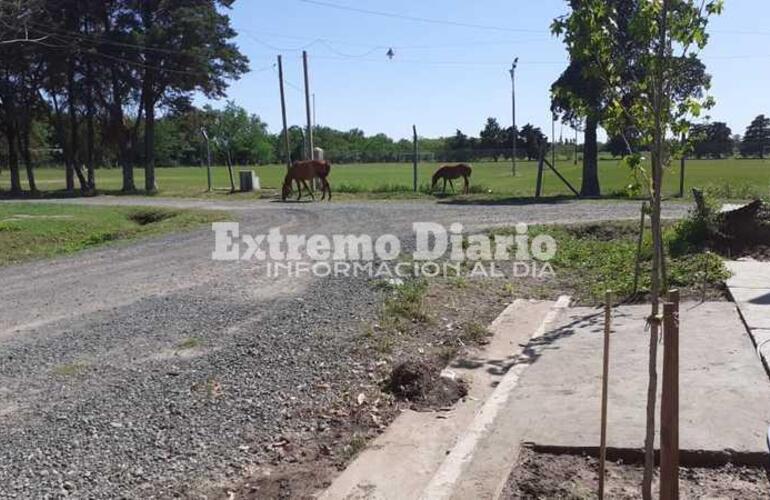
[740,115,770,158]
[383,279,430,323]
[512,221,729,303]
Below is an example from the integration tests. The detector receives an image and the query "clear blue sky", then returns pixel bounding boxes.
[198,0,770,141]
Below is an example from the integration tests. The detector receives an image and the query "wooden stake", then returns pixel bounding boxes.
[633,203,647,296]
[599,290,612,499]
[660,290,680,500]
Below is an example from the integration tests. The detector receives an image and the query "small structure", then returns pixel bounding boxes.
[239,170,259,192]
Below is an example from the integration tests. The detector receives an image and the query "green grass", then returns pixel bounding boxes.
[0,203,226,266]
[492,220,729,303]
[3,157,769,200]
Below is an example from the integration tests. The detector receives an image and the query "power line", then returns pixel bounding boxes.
[296,0,543,34]
[235,26,549,50]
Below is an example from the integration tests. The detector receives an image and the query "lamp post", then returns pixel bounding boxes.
[509,58,519,176]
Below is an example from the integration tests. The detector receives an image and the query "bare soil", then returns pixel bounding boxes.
[503,448,770,499]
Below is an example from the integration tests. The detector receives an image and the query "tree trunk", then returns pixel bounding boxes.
[103,8,135,193]
[143,83,157,193]
[580,114,600,197]
[66,67,78,192]
[6,118,22,195]
[85,59,96,192]
[642,2,669,498]
[19,120,36,194]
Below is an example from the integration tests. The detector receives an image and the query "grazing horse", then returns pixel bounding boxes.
[431,164,472,194]
[282,160,332,201]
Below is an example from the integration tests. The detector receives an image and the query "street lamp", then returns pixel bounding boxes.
[509,58,519,176]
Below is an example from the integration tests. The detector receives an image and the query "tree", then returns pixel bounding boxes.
[553,1,722,497]
[690,122,733,159]
[447,129,470,161]
[551,59,603,195]
[129,0,248,192]
[479,117,504,161]
[519,123,547,161]
[740,114,770,158]
[552,1,711,197]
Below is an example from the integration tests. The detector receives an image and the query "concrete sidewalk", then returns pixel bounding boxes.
[726,260,770,375]
[505,302,770,461]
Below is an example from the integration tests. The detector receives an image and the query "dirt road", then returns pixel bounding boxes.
[0,198,688,498]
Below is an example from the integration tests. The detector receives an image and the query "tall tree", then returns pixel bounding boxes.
[553,1,722,497]
[740,114,770,158]
[691,122,733,158]
[519,123,547,161]
[479,117,503,161]
[129,0,248,192]
[551,59,603,195]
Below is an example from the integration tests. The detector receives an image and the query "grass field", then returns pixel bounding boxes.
[0,203,225,266]
[1,158,769,200]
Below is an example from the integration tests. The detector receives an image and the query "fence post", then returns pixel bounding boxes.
[660,290,680,500]
[599,290,612,499]
[413,125,418,192]
[535,143,545,198]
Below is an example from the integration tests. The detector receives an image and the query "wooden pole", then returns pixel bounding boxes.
[277,55,291,171]
[633,202,648,295]
[412,125,418,192]
[679,156,685,198]
[535,143,545,198]
[599,290,612,499]
[660,290,680,500]
[302,50,314,161]
[544,156,580,197]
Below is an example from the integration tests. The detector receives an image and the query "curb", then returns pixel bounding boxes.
[419,295,571,500]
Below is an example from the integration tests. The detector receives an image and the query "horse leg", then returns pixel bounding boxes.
[464,175,469,194]
[321,178,331,200]
[296,179,303,200]
[303,180,315,200]
[442,178,447,193]
[449,179,455,193]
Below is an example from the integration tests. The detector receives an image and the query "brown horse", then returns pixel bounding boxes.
[431,164,472,194]
[282,160,332,201]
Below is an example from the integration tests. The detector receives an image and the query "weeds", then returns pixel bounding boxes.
[54,361,89,377]
[177,337,202,350]
[383,279,430,323]
[460,321,492,344]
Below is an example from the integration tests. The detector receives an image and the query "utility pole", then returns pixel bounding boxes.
[413,125,419,192]
[509,57,519,176]
[277,55,291,171]
[302,50,314,160]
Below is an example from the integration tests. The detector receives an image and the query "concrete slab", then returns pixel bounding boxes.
[726,260,770,290]
[504,302,770,457]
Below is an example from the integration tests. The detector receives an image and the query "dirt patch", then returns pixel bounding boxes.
[126,207,177,225]
[386,359,468,410]
[503,448,770,499]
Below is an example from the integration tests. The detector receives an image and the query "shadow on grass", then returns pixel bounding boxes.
[436,193,655,206]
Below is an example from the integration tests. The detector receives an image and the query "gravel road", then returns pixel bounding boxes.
[0,198,689,498]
